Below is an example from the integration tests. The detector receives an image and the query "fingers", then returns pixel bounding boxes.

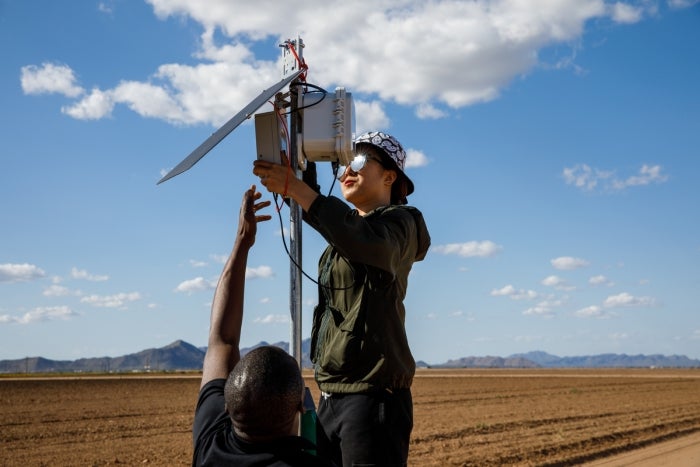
[246,171,275,224]
[252,161,285,192]
[252,160,273,178]
[245,185,269,205]
[242,185,270,217]
[251,191,272,223]
[251,201,271,218]
[242,187,255,211]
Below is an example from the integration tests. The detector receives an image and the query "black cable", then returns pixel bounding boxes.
[290,83,328,113]
[328,162,340,196]
[273,193,319,285]
[272,81,354,291]
[275,88,327,118]
[272,192,355,292]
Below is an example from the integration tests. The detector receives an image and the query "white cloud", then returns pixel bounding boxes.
[43,285,81,297]
[668,0,700,9]
[433,241,503,258]
[20,63,84,97]
[98,2,114,14]
[603,292,656,308]
[354,100,390,135]
[405,149,429,169]
[491,284,516,296]
[551,256,589,270]
[29,0,648,125]
[246,265,274,279]
[254,314,289,324]
[175,277,215,293]
[609,2,644,23]
[276,226,290,238]
[211,254,228,264]
[541,275,561,287]
[562,164,612,191]
[575,291,656,318]
[81,292,142,308]
[71,267,109,282]
[0,263,46,283]
[589,274,614,287]
[574,305,611,318]
[522,304,554,317]
[189,259,208,268]
[541,275,575,291]
[563,164,668,192]
[611,164,669,190]
[114,79,191,123]
[491,284,538,300]
[523,297,566,317]
[416,103,447,120]
[0,306,78,325]
[62,88,115,120]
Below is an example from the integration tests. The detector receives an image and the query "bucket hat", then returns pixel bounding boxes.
[354,131,414,196]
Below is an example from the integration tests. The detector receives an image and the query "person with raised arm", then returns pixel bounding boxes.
[192,185,333,467]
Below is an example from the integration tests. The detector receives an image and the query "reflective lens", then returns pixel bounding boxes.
[337,154,371,180]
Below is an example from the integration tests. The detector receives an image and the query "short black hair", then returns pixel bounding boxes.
[224,346,303,439]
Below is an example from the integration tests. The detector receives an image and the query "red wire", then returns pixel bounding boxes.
[286,40,308,82]
[272,102,292,211]
[266,40,307,211]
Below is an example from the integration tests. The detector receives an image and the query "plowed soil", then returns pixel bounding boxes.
[1,369,699,466]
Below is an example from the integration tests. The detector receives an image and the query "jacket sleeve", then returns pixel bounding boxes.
[305,195,417,276]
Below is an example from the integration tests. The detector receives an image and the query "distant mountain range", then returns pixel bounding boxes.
[0,340,310,374]
[507,350,700,369]
[1,341,698,374]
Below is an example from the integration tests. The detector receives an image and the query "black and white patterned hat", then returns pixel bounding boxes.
[354,131,414,196]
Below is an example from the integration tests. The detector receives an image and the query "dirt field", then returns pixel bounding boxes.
[1,369,699,466]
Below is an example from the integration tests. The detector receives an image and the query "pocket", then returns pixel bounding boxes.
[310,303,326,364]
[317,304,366,373]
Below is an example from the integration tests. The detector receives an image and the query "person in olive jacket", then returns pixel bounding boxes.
[254,131,431,466]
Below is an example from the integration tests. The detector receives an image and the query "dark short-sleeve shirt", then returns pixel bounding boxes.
[192,379,331,467]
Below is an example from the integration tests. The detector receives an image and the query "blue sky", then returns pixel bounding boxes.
[1,0,699,364]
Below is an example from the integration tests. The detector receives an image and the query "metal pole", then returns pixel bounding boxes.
[288,36,304,367]
[285,38,316,445]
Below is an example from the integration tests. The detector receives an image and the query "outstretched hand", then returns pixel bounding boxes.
[238,185,272,248]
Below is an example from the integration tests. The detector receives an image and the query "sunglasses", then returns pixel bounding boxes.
[336,154,381,180]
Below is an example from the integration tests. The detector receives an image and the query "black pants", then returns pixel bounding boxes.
[316,388,413,467]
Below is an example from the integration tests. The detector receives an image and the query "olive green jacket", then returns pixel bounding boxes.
[305,195,431,393]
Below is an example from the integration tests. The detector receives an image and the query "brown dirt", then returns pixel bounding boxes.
[1,369,699,466]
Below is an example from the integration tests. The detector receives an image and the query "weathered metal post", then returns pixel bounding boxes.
[287,36,304,367]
